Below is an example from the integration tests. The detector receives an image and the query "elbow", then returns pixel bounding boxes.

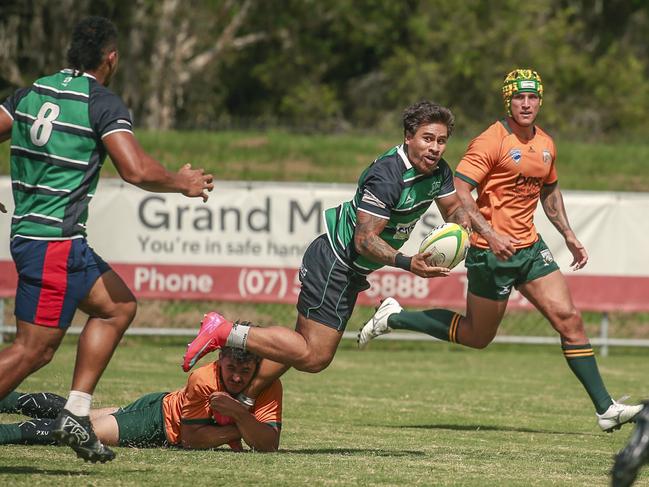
[254,441,279,453]
[121,170,146,186]
[353,234,368,256]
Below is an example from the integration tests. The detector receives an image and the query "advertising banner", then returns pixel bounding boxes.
[1,178,648,311]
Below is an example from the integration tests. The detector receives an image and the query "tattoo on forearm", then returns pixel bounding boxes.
[447,206,469,226]
[360,234,398,265]
[542,187,571,235]
[355,216,397,265]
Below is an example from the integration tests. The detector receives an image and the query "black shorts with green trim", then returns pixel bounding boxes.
[296,234,370,331]
[111,392,169,447]
[466,235,559,301]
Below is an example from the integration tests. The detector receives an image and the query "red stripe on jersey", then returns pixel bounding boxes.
[35,240,73,327]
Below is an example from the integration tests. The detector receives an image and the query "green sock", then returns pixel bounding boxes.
[0,391,21,413]
[0,423,22,444]
[563,343,613,414]
[388,309,462,343]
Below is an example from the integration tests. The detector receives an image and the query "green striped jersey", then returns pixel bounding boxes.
[324,144,455,274]
[1,69,133,239]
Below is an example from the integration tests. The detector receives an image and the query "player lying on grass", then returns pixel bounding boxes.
[180,100,469,409]
[0,346,281,452]
[357,68,643,433]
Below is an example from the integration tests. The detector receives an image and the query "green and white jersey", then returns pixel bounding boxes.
[1,69,133,239]
[324,144,456,274]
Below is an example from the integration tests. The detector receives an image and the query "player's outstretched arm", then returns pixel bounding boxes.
[540,182,588,270]
[354,211,449,278]
[179,422,241,450]
[210,392,279,452]
[435,193,470,229]
[453,176,518,260]
[104,131,214,201]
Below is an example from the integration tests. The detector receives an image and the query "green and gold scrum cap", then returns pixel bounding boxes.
[502,68,543,115]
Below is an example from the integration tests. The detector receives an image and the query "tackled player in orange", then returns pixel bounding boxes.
[358,68,643,432]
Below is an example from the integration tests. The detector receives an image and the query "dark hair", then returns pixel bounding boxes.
[220,346,262,365]
[67,16,118,72]
[403,101,455,138]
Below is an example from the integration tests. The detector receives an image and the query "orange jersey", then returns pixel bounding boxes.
[455,118,558,249]
[161,361,283,445]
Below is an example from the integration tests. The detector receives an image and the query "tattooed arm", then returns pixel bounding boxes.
[435,193,470,229]
[453,177,519,260]
[354,211,449,278]
[540,182,588,270]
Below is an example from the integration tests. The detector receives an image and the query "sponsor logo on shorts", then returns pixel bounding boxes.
[509,149,522,165]
[498,285,512,295]
[540,248,554,265]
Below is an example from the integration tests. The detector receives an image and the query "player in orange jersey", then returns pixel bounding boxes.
[0,346,282,452]
[358,68,643,432]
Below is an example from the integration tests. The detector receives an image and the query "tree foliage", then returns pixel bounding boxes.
[1,0,647,137]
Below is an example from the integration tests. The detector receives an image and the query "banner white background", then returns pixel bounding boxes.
[1,177,648,310]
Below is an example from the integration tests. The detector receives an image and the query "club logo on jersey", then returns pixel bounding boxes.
[62,76,73,87]
[509,149,522,165]
[394,220,418,240]
[427,180,442,197]
[542,150,552,165]
[540,248,554,265]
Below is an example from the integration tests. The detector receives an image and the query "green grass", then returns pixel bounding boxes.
[1,337,648,486]
[1,130,649,190]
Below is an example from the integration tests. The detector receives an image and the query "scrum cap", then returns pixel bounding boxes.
[502,68,543,115]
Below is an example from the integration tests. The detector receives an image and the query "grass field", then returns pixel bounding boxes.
[1,337,648,486]
[1,129,649,191]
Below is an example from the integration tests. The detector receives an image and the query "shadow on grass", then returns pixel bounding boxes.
[278,448,425,456]
[0,466,91,476]
[393,423,598,436]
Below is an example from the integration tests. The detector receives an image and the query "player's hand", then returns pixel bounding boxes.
[565,235,588,270]
[179,163,214,202]
[210,392,246,420]
[409,252,451,278]
[485,231,519,261]
[0,202,6,213]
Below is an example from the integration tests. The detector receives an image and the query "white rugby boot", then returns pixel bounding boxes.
[357,297,403,349]
[597,398,644,433]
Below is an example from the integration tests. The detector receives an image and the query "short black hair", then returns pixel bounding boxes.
[219,346,262,365]
[67,16,118,72]
[403,101,455,138]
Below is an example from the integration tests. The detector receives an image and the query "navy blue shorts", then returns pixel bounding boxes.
[10,237,112,328]
[296,234,370,331]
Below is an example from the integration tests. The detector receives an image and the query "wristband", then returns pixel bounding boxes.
[394,252,412,271]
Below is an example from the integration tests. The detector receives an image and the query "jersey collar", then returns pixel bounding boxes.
[397,144,412,170]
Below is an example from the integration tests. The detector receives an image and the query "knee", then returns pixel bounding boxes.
[293,352,333,374]
[14,341,58,369]
[553,308,583,334]
[113,298,137,326]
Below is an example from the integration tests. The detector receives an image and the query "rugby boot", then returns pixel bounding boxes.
[17,392,66,419]
[598,398,644,433]
[357,297,402,349]
[611,402,649,487]
[182,312,233,372]
[52,409,115,463]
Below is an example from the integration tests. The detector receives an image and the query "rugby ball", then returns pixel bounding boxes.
[418,223,469,269]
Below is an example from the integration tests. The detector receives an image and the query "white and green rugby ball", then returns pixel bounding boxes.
[418,223,470,269]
